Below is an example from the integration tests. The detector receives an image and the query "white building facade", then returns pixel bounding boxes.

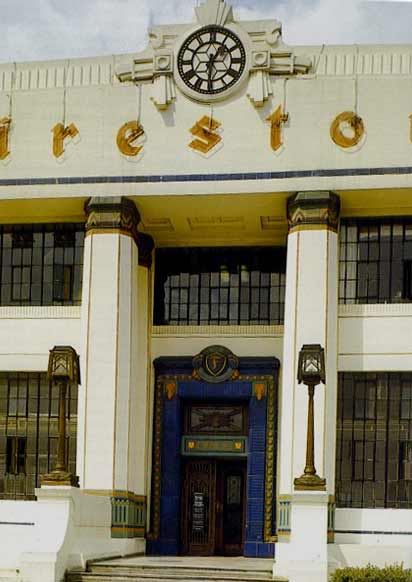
[1,1,412,581]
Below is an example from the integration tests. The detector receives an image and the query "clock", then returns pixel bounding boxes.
[177,25,247,97]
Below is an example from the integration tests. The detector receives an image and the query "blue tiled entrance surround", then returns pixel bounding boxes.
[148,355,279,559]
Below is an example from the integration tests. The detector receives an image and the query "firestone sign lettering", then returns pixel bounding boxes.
[2,109,410,161]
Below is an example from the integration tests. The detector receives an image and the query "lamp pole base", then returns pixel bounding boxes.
[294,472,326,491]
[40,470,79,487]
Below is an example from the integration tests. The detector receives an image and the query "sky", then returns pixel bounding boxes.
[0,0,412,64]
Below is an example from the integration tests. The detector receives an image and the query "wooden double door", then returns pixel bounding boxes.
[181,458,246,556]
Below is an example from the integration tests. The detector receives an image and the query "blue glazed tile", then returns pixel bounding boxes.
[249,426,266,443]
[249,452,265,474]
[247,519,264,538]
[160,517,180,538]
[244,542,257,558]
[162,475,180,496]
[161,495,180,515]
[256,542,275,558]
[247,476,265,498]
[157,540,179,555]
[247,501,264,524]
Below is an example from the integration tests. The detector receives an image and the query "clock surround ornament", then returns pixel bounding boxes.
[176,24,249,102]
[115,0,312,110]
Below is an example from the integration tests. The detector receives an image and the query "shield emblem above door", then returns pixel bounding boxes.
[192,345,239,383]
[205,353,227,377]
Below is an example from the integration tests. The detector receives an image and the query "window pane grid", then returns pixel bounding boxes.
[340,219,412,304]
[0,224,84,306]
[154,247,287,326]
[0,373,77,500]
[336,372,412,508]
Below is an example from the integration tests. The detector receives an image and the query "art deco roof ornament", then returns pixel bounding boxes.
[116,0,312,109]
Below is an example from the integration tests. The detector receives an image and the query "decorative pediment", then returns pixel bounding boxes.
[195,0,234,27]
[115,0,312,110]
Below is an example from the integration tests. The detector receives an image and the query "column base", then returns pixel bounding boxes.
[40,470,79,487]
[274,492,329,582]
[294,473,326,491]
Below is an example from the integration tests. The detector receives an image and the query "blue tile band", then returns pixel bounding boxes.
[335,529,412,535]
[1,165,412,187]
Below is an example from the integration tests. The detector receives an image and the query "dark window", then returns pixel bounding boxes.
[154,247,286,325]
[0,224,84,306]
[340,218,412,304]
[0,373,78,500]
[336,372,412,508]
[6,437,26,474]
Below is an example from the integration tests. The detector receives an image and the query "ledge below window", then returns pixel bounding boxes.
[0,306,82,319]
[152,325,284,337]
[339,303,412,318]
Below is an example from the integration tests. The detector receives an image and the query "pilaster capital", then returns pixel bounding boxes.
[84,196,141,242]
[287,191,340,234]
[138,232,155,268]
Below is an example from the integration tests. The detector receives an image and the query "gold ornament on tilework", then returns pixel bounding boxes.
[189,116,221,154]
[264,379,276,542]
[52,123,79,158]
[192,369,201,381]
[150,378,164,540]
[330,111,364,149]
[164,381,177,400]
[267,105,289,151]
[117,121,145,156]
[0,117,11,160]
[254,381,267,401]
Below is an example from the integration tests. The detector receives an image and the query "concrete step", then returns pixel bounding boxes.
[67,563,287,582]
[70,578,279,582]
[68,569,277,582]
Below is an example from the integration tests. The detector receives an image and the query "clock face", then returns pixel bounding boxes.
[177,25,246,96]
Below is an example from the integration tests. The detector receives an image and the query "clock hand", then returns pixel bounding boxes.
[207,52,217,90]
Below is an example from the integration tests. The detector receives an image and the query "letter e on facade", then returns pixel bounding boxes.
[117,121,145,156]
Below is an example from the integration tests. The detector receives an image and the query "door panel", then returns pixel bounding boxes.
[181,459,216,556]
[182,459,246,556]
[215,462,246,556]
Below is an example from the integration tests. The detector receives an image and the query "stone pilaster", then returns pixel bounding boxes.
[275,191,340,582]
[77,197,153,534]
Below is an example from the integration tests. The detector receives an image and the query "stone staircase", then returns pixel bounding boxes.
[67,556,287,582]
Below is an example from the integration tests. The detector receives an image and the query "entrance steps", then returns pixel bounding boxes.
[68,556,287,582]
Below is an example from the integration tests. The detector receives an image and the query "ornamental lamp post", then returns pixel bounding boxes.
[40,346,80,487]
[294,344,327,491]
